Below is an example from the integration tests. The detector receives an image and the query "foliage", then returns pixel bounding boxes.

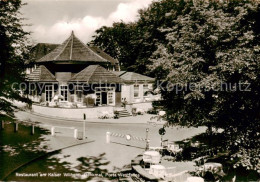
[91,22,138,71]
[76,153,109,176]
[91,0,190,75]
[0,122,49,180]
[0,0,31,119]
[149,0,260,172]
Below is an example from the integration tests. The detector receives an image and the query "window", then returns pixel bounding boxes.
[134,85,139,98]
[76,85,83,102]
[60,85,68,101]
[45,85,53,102]
[143,84,149,96]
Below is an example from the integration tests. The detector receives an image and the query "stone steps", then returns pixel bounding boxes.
[116,109,132,118]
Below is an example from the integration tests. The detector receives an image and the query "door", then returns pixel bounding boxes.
[60,85,68,101]
[101,92,107,105]
[75,85,83,102]
[107,91,115,105]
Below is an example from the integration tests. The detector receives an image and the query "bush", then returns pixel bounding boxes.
[84,97,95,107]
[147,108,157,115]
[114,111,119,119]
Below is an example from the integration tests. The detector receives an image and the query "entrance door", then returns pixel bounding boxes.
[101,92,107,105]
[60,85,68,101]
[95,87,115,105]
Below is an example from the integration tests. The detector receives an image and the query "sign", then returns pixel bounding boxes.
[159,128,166,135]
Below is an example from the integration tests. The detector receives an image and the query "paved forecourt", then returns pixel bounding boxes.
[15,111,206,172]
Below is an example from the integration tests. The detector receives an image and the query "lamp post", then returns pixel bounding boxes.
[159,127,166,147]
[145,128,149,150]
[83,113,86,140]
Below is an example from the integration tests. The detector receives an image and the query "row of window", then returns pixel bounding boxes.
[134,84,149,98]
[42,85,115,104]
[31,84,150,102]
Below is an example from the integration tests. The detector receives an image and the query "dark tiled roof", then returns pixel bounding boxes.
[27,65,57,82]
[36,31,108,63]
[31,43,59,60]
[115,72,155,83]
[69,65,123,83]
[26,43,59,64]
[88,46,119,65]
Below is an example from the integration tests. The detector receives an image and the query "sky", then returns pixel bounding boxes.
[21,0,153,44]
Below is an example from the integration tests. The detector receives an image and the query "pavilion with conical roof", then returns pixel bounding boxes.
[25,31,157,108]
[26,31,124,106]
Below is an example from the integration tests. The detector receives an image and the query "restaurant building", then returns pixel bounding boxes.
[26,31,158,108]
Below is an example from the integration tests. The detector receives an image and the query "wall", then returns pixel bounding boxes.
[122,83,154,104]
[121,85,131,103]
[132,102,153,112]
[41,93,45,102]
[55,72,72,82]
[115,92,121,107]
[32,104,114,119]
[125,102,153,113]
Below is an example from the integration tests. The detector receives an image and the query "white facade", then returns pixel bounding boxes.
[121,83,155,103]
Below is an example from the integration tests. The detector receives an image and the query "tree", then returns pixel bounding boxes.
[91,22,138,71]
[0,0,31,120]
[132,0,191,74]
[91,0,260,173]
[150,0,260,172]
[91,0,190,75]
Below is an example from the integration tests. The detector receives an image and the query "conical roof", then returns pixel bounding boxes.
[36,31,108,63]
[69,65,123,83]
[88,46,118,65]
[27,65,57,82]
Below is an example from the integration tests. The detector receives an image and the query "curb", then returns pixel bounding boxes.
[23,111,163,125]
